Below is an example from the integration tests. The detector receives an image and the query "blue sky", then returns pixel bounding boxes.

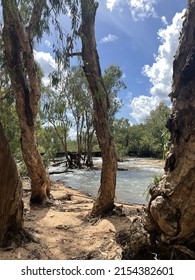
[34,0,187,125]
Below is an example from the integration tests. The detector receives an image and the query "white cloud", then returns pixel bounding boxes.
[128,0,157,21]
[161,16,168,26]
[130,9,185,123]
[106,0,119,11]
[142,9,185,99]
[100,33,118,43]
[130,95,159,123]
[34,50,57,85]
[106,0,157,21]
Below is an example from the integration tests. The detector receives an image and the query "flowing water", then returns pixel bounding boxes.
[49,157,163,205]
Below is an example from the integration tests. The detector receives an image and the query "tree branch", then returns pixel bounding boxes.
[28,0,46,41]
[66,52,82,57]
[0,90,11,101]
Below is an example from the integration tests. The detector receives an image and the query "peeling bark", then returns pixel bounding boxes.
[2,0,50,204]
[0,122,23,246]
[146,0,195,243]
[80,0,117,216]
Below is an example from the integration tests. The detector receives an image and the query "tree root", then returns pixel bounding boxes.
[21,228,40,244]
[1,227,40,250]
[171,245,195,259]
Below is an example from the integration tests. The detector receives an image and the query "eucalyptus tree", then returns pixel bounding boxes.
[0,89,21,156]
[2,0,51,204]
[0,122,23,246]
[143,101,171,158]
[61,64,125,168]
[0,28,24,246]
[0,29,20,156]
[103,65,126,128]
[37,123,63,164]
[79,0,117,215]
[41,86,72,163]
[56,0,118,215]
[65,66,95,168]
[112,118,132,158]
[146,0,195,251]
[42,0,121,215]
[65,67,86,166]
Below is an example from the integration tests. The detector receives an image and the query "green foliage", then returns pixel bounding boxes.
[143,101,171,158]
[143,175,162,201]
[16,160,29,177]
[65,65,93,155]
[38,64,125,158]
[103,65,126,127]
[39,81,72,157]
[0,29,21,157]
[0,0,171,164]
[65,66,92,122]
[67,139,77,152]
[36,123,63,165]
[113,118,131,158]
[113,102,171,159]
[0,100,21,157]
[153,175,161,185]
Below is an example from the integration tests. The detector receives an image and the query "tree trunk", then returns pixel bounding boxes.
[52,123,70,165]
[85,110,94,169]
[146,0,195,243]
[86,129,94,169]
[2,0,50,204]
[80,0,117,216]
[0,122,23,246]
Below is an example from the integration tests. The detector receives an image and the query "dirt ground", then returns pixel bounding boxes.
[0,179,146,260]
[0,158,164,260]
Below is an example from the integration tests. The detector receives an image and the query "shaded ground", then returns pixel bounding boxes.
[2,158,194,260]
[0,180,146,260]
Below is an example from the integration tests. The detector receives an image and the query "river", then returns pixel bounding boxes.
[49,157,164,205]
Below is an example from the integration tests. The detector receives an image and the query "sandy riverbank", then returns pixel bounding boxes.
[0,180,146,260]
